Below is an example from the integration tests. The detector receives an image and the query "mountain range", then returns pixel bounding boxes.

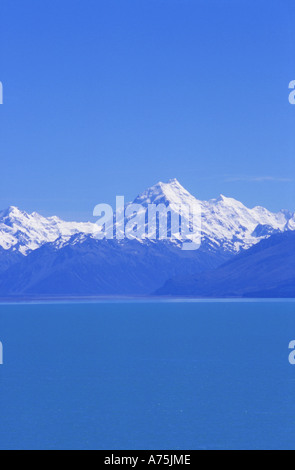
[157,230,295,298]
[0,179,294,298]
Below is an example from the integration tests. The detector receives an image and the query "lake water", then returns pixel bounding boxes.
[0,300,294,450]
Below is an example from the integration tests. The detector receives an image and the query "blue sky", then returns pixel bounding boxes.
[0,0,294,220]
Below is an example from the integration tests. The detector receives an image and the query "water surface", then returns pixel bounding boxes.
[0,301,294,450]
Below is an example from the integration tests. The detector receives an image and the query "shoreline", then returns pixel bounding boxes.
[0,296,294,305]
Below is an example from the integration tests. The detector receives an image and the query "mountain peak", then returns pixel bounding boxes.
[166,177,182,185]
[213,194,246,208]
[0,206,25,219]
[0,205,95,254]
[0,180,294,258]
[133,179,197,207]
[216,194,235,203]
[155,178,185,191]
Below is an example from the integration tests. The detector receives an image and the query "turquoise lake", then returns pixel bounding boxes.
[0,300,294,450]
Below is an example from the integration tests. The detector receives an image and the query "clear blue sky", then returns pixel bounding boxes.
[0,0,294,220]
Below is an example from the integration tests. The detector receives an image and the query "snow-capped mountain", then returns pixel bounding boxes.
[0,179,293,297]
[0,206,95,255]
[0,179,293,257]
[132,178,293,252]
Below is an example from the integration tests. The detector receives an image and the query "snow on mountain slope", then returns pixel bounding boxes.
[115,178,202,243]
[0,179,293,256]
[201,195,290,252]
[286,213,295,230]
[134,178,199,209]
[0,206,96,254]
[132,179,293,252]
